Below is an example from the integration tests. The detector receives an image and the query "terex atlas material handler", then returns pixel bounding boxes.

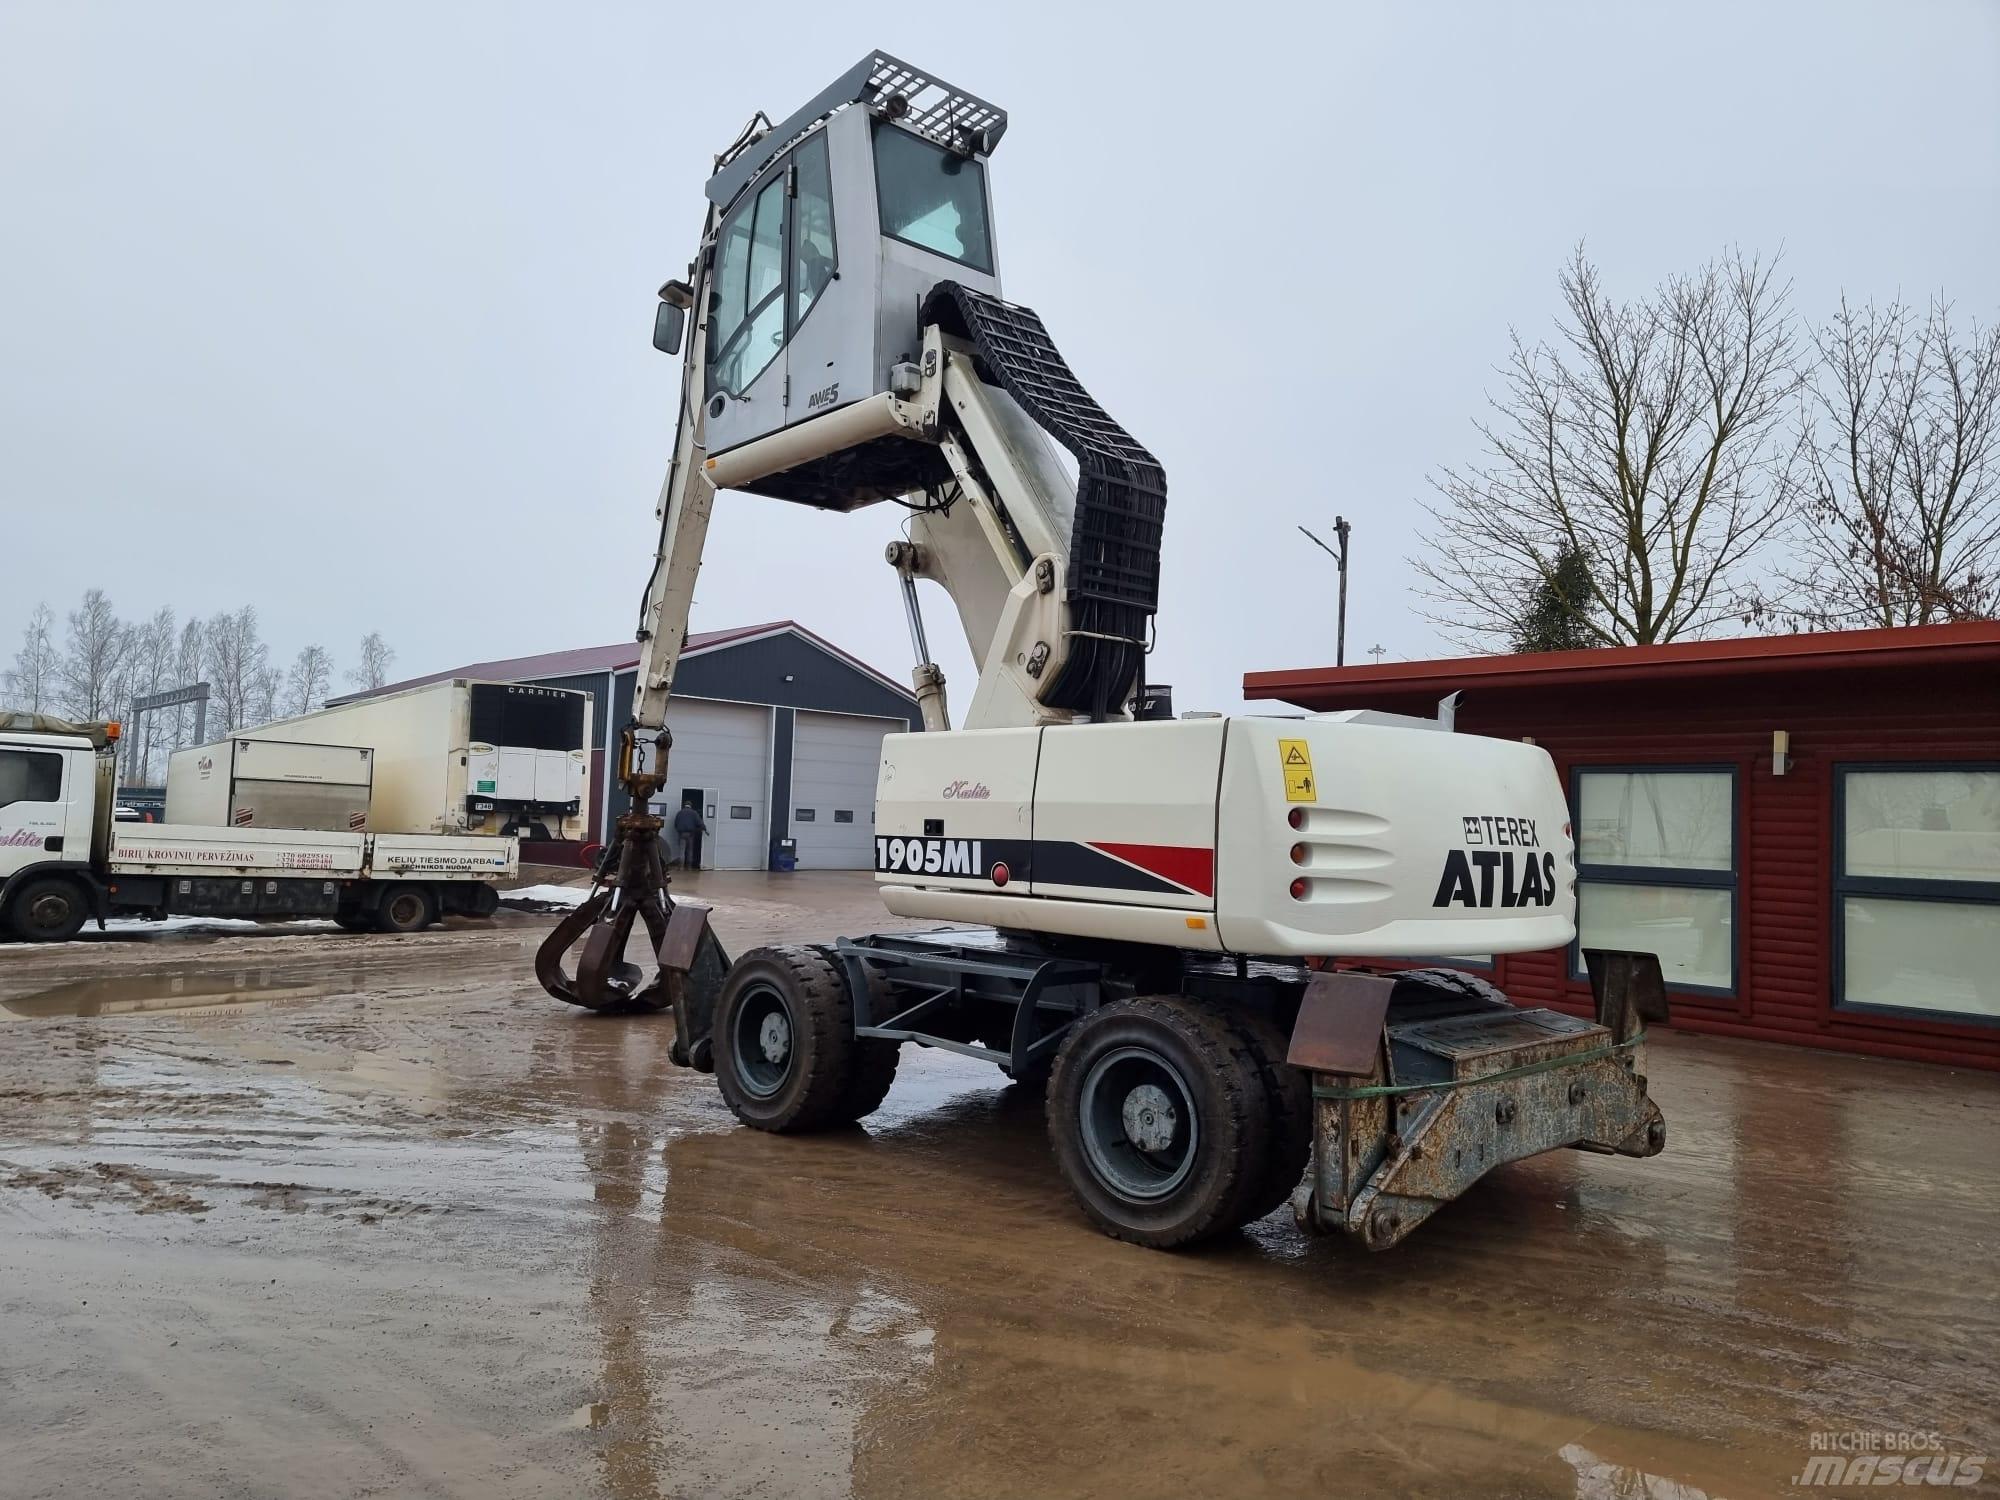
[537,53,1668,1250]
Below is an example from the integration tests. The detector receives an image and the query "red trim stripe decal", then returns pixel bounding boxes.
[1086,842,1215,898]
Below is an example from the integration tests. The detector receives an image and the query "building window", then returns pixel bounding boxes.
[1571,767,1736,995]
[833,809,855,824]
[795,808,816,822]
[729,805,753,820]
[1836,766,2000,1022]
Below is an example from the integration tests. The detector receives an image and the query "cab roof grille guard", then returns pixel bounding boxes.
[704,50,1009,214]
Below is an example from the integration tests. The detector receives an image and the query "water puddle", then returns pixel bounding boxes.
[3,968,368,1020]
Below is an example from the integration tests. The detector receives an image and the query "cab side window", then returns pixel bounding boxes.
[709,174,788,395]
[0,750,62,809]
[791,133,837,328]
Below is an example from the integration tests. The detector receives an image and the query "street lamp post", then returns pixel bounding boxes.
[1297,516,1353,666]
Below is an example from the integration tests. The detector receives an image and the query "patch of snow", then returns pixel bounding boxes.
[500,884,593,908]
[98,917,343,937]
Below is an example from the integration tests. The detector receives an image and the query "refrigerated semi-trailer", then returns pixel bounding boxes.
[248,680,591,840]
[164,737,374,832]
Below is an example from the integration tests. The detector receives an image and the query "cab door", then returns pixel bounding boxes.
[704,166,790,454]
[704,128,850,455]
[0,746,71,879]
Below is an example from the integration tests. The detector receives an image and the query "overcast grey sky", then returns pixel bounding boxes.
[3,1,1996,713]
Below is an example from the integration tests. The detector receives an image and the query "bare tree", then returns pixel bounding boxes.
[58,588,131,720]
[1415,246,1802,646]
[284,644,335,716]
[1782,296,2000,627]
[204,606,268,733]
[348,631,395,693]
[172,616,208,750]
[4,603,60,712]
[247,664,283,727]
[124,607,180,781]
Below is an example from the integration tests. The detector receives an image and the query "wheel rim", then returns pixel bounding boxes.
[387,893,423,927]
[1078,1044,1199,1203]
[730,981,795,1098]
[24,891,76,936]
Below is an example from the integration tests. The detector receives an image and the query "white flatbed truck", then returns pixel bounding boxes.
[0,716,513,941]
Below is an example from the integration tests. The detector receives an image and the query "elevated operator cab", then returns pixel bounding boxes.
[695,54,1007,506]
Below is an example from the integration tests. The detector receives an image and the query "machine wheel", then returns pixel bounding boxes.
[1223,1008,1314,1224]
[809,945,900,1120]
[1045,995,1274,1248]
[713,946,898,1132]
[373,885,436,934]
[6,876,91,943]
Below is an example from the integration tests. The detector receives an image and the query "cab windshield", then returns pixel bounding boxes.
[872,124,992,273]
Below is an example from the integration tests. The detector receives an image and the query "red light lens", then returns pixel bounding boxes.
[1287,807,1305,830]
[1289,842,1308,865]
[990,862,1010,887]
[1289,877,1309,900]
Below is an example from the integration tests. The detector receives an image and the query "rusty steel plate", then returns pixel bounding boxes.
[657,901,712,974]
[1286,970,1397,1075]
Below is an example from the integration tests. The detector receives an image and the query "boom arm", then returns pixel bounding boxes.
[540,90,1166,1019]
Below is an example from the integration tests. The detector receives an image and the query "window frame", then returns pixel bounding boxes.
[1567,763,1741,1000]
[786,130,838,340]
[709,172,790,396]
[870,122,994,273]
[708,130,842,400]
[1832,760,2000,1029]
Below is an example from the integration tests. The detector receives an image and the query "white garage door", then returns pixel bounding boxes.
[790,711,900,869]
[649,697,771,870]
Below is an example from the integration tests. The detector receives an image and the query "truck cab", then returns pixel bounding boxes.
[0,722,111,941]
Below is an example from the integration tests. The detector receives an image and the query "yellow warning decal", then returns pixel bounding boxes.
[1278,738,1316,802]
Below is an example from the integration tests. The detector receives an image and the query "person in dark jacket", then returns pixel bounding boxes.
[673,800,707,870]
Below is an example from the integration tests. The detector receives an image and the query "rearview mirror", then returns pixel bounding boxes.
[652,300,686,355]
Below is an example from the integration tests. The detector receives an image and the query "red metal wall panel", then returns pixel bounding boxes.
[1440,664,2000,1071]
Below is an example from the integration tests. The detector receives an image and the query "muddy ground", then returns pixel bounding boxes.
[1,871,1995,1500]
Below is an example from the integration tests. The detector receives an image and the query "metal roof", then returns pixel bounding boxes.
[1246,621,2000,712]
[336,622,916,706]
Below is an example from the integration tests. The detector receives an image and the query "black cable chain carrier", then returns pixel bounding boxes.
[921,282,1166,718]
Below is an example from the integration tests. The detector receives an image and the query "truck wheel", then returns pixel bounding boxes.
[7,876,91,943]
[1223,1008,1314,1224]
[373,885,436,934]
[333,910,372,933]
[1045,996,1274,1248]
[713,946,897,1132]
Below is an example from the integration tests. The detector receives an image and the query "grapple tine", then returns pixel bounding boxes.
[535,791,677,1014]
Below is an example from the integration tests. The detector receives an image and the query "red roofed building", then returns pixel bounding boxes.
[340,623,918,869]
[1246,622,2000,1070]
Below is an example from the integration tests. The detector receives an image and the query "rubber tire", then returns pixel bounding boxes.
[6,876,90,943]
[809,945,900,1122]
[373,885,436,934]
[1222,1007,1314,1224]
[333,910,372,933]
[1394,966,1511,1009]
[1045,996,1274,1248]
[713,946,897,1133]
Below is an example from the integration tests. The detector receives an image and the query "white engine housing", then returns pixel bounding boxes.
[875,713,1577,958]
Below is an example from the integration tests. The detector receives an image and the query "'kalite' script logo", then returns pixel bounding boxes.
[0,829,47,849]
[942,781,991,800]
